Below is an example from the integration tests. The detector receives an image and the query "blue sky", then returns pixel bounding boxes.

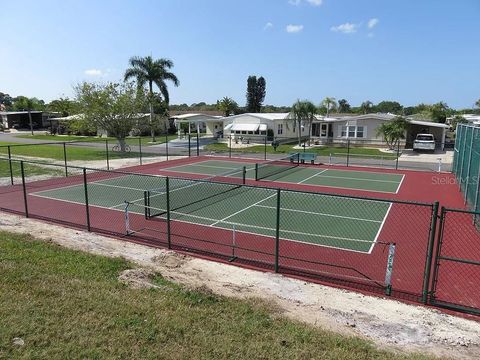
[2,0,479,109]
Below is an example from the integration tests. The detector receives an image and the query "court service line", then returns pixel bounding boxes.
[297,169,328,184]
[254,205,383,223]
[368,202,393,254]
[209,193,277,226]
[395,174,406,194]
[313,174,401,183]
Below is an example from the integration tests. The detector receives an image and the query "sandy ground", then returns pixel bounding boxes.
[0,213,479,359]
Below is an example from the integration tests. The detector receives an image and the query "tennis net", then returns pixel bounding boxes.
[145,166,247,219]
[255,153,300,181]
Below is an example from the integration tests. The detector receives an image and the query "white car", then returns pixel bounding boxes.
[413,133,436,152]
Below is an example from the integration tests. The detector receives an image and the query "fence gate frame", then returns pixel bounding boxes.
[429,206,480,315]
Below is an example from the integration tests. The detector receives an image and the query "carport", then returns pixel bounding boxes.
[406,120,449,150]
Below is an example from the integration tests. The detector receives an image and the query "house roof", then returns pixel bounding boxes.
[221,113,291,122]
[0,111,43,115]
[408,119,449,128]
[170,110,224,117]
[171,113,222,121]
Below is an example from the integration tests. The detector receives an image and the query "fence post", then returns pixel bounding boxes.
[274,188,281,273]
[229,135,232,158]
[422,201,439,304]
[63,142,68,177]
[188,134,191,157]
[166,177,171,249]
[429,206,447,304]
[20,161,29,218]
[165,133,169,161]
[105,139,110,170]
[395,141,400,170]
[346,139,350,167]
[83,168,91,231]
[196,132,200,157]
[463,129,475,204]
[138,137,143,165]
[7,145,13,185]
[264,136,267,160]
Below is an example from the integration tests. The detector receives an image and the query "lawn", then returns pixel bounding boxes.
[0,231,431,359]
[0,160,63,179]
[15,134,177,146]
[0,141,158,161]
[205,142,398,159]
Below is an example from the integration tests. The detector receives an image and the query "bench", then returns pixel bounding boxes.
[288,152,317,164]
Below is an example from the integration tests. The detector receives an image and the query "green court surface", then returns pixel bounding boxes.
[31,174,392,253]
[162,159,405,193]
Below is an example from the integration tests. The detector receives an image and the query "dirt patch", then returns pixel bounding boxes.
[0,212,479,359]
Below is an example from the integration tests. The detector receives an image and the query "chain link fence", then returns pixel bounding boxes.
[0,157,445,306]
[452,124,480,215]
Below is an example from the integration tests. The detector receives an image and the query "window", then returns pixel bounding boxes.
[277,123,283,135]
[348,126,356,138]
[340,125,366,138]
[320,124,327,137]
[356,126,364,138]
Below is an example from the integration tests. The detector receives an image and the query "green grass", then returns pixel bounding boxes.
[0,141,158,161]
[0,231,433,359]
[205,143,398,159]
[0,160,64,178]
[15,134,177,146]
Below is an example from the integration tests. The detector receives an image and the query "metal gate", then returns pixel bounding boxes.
[430,207,480,315]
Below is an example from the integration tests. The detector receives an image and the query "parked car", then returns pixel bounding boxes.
[413,133,436,152]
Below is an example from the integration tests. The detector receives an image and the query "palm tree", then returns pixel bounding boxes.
[124,56,179,142]
[376,116,409,149]
[217,97,238,117]
[361,100,373,114]
[14,96,43,135]
[321,97,337,117]
[289,100,317,146]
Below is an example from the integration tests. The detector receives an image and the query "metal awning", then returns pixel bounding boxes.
[231,123,259,131]
[259,124,267,131]
[224,123,233,130]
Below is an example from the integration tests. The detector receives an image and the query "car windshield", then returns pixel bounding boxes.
[416,135,434,141]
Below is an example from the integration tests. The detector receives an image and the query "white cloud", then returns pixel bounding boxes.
[264,22,273,30]
[368,18,379,29]
[84,69,102,76]
[306,0,323,6]
[288,0,301,5]
[286,24,304,33]
[330,22,359,34]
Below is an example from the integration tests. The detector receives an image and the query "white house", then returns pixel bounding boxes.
[220,112,449,149]
[222,113,308,141]
[170,113,223,137]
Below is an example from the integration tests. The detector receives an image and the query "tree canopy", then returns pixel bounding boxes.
[75,82,146,151]
[216,97,238,116]
[376,116,409,149]
[246,76,266,112]
[337,99,351,113]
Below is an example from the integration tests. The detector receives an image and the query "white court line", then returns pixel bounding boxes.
[209,193,277,226]
[395,174,406,194]
[297,169,328,184]
[368,202,393,254]
[254,205,383,223]
[314,174,401,183]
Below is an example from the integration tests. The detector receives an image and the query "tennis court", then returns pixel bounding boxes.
[160,159,405,193]
[30,173,392,253]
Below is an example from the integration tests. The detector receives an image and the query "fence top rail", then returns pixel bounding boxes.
[0,156,436,208]
[441,206,480,215]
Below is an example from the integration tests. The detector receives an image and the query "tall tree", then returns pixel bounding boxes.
[0,92,13,109]
[475,99,480,110]
[337,99,351,113]
[48,97,79,117]
[429,102,450,123]
[375,100,403,114]
[321,97,337,117]
[75,82,146,151]
[289,100,317,146]
[360,100,373,114]
[217,97,238,116]
[246,75,266,112]
[124,56,179,142]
